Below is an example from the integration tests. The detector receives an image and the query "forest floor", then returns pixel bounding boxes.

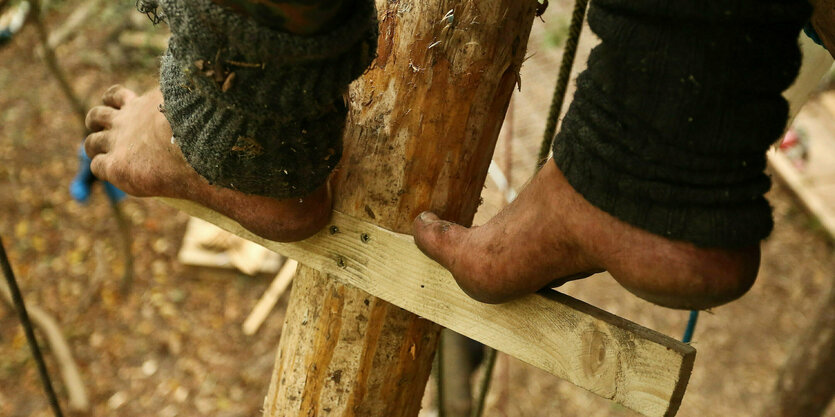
[0,1,833,417]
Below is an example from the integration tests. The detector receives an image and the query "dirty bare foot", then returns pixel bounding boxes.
[413,159,761,310]
[84,85,331,242]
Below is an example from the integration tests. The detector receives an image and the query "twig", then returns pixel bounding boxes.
[109,200,134,294]
[503,98,513,189]
[73,242,107,315]
[497,353,509,417]
[45,0,103,49]
[33,0,136,293]
[242,259,297,335]
[31,0,87,129]
[1,237,84,415]
[0,281,90,412]
[471,348,497,417]
[117,30,168,52]
[436,330,446,417]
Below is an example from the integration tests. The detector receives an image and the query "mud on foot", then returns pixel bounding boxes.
[413,159,761,310]
[84,85,331,242]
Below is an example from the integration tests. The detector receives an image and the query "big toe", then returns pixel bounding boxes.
[413,212,509,303]
[412,211,468,272]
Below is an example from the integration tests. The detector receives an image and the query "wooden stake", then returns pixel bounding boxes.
[242,259,298,336]
[260,1,538,416]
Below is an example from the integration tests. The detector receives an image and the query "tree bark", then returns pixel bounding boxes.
[762,281,835,417]
[261,1,537,416]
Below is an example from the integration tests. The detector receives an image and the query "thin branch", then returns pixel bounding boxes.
[0,237,68,416]
[471,348,498,417]
[32,0,136,294]
[436,331,446,417]
[31,0,87,129]
[109,200,134,294]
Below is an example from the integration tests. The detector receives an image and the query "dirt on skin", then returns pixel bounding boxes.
[0,1,834,417]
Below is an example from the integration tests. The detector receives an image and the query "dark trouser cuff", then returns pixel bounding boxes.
[158,0,377,199]
[553,0,810,248]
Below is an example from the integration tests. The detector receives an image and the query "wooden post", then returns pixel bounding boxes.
[261,1,538,416]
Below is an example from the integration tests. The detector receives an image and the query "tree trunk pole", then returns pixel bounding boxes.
[262,1,537,415]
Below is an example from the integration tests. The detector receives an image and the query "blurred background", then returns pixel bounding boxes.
[0,1,833,416]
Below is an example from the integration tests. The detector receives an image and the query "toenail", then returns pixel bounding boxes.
[419,211,434,223]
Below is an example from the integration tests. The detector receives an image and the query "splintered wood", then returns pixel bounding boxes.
[161,198,695,417]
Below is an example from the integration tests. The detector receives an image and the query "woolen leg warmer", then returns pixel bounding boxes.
[156,0,377,199]
[553,0,811,248]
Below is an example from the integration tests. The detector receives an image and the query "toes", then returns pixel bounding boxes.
[84,131,110,158]
[413,212,513,304]
[85,106,116,132]
[413,211,468,273]
[102,85,137,109]
[89,155,111,181]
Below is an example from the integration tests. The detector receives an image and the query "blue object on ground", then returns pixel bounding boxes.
[70,146,126,204]
[0,29,12,46]
[681,310,699,344]
[804,21,825,47]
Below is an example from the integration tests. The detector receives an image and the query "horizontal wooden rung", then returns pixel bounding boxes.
[160,197,695,417]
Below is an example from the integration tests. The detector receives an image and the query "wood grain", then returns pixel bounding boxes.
[261,1,540,416]
[161,197,696,417]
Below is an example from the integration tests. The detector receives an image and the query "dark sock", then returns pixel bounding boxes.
[553,0,811,248]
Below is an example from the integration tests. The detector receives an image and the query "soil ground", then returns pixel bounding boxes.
[0,1,833,417]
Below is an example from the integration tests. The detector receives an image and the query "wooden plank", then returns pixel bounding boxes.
[770,34,835,242]
[783,34,834,122]
[242,259,298,335]
[768,149,835,241]
[161,197,696,417]
[177,217,283,275]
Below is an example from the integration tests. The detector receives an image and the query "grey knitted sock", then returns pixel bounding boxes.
[157,0,377,199]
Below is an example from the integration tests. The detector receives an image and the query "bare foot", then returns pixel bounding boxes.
[413,159,761,310]
[84,85,331,242]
